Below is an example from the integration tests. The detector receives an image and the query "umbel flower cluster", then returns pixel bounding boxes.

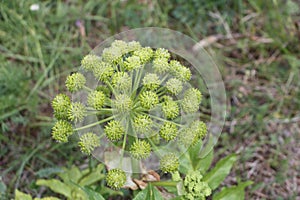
[51,40,208,190]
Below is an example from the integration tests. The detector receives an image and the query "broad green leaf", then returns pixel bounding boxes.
[15,189,32,200]
[79,165,105,186]
[36,167,63,178]
[34,197,60,200]
[36,179,71,198]
[196,149,214,174]
[58,166,82,184]
[100,186,124,197]
[133,184,164,200]
[81,186,105,200]
[213,181,253,200]
[203,154,237,190]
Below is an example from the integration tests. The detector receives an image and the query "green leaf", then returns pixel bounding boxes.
[203,154,237,190]
[213,181,253,200]
[36,167,63,178]
[80,186,105,200]
[15,189,32,200]
[58,166,82,184]
[196,149,214,174]
[79,164,105,186]
[133,184,164,200]
[0,178,6,194]
[36,179,71,198]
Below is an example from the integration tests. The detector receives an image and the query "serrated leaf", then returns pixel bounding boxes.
[36,179,71,198]
[213,181,253,200]
[203,154,237,190]
[15,189,32,200]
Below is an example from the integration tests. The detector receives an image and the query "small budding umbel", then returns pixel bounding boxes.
[51,40,208,190]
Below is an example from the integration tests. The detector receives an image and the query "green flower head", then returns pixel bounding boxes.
[52,120,74,143]
[162,96,179,119]
[111,72,131,92]
[93,61,114,82]
[154,48,171,60]
[133,47,153,64]
[104,120,125,141]
[87,90,106,110]
[142,73,160,91]
[153,58,169,74]
[65,73,86,92]
[111,40,128,54]
[124,55,141,71]
[183,170,211,200]
[113,94,132,113]
[166,78,183,95]
[170,60,191,82]
[159,122,177,141]
[52,94,71,120]
[181,88,202,113]
[190,120,207,140]
[102,47,122,64]
[160,153,179,173]
[139,91,159,110]
[81,54,101,71]
[78,132,100,155]
[106,168,126,190]
[130,140,151,160]
[68,102,86,123]
[127,41,142,52]
[133,114,153,133]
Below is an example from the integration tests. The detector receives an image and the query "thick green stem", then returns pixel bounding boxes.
[150,181,178,187]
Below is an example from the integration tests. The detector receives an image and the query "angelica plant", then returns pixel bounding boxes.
[51,40,233,199]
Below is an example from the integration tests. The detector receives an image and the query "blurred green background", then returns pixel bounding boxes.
[0,0,299,199]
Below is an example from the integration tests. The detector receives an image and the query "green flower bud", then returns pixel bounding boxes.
[68,102,86,123]
[154,48,170,60]
[133,47,153,64]
[127,41,142,52]
[183,170,211,199]
[104,120,125,141]
[171,171,181,181]
[102,47,122,64]
[65,73,86,92]
[52,94,71,120]
[159,122,177,141]
[111,40,128,54]
[133,114,153,133]
[113,94,132,113]
[165,78,183,95]
[181,88,202,113]
[153,58,169,74]
[162,96,179,119]
[190,120,207,140]
[52,120,73,142]
[160,153,179,173]
[111,72,131,92]
[106,168,126,190]
[139,91,159,110]
[142,73,160,90]
[124,55,141,71]
[81,54,101,71]
[78,132,100,155]
[170,60,191,82]
[178,121,207,147]
[93,61,114,82]
[130,140,151,160]
[87,90,106,110]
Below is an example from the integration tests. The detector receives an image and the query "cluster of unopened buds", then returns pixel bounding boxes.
[51,40,208,194]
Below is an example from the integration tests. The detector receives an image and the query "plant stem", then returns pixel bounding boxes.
[74,115,115,131]
[150,181,178,187]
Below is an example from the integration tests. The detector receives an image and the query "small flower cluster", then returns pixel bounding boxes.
[51,40,208,190]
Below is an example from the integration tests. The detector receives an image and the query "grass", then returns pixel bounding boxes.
[0,0,299,199]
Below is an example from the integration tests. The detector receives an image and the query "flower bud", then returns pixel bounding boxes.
[183,170,211,199]
[159,122,177,141]
[162,96,179,120]
[113,94,132,113]
[104,120,125,141]
[68,102,86,123]
[93,61,114,82]
[81,54,101,71]
[124,55,141,71]
[111,72,131,92]
[154,48,170,60]
[170,60,191,82]
[139,91,159,110]
[52,94,71,120]
[87,90,106,110]
[160,153,179,173]
[129,140,151,160]
[166,78,183,95]
[106,169,126,190]
[133,47,153,64]
[78,132,100,155]
[133,114,153,133]
[142,73,160,90]
[153,58,169,74]
[127,41,142,52]
[52,120,73,142]
[181,88,202,113]
[102,47,122,64]
[65,73,86,92]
